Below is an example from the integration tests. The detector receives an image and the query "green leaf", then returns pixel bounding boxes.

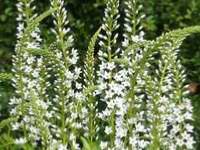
[25,48,51,57]
[0,117,17,130]
[112,58,129,66]
[81,137,100,150]
[87,27,102,58]
[27,8,57,33]
[84,27,102,85]
[0,73,13,81]
[81,137,91,150]
[0,134,15,148]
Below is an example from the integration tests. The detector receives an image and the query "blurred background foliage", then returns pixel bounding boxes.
[0,0,200,148]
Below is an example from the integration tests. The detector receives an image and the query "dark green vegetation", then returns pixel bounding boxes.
[0,0,200,148]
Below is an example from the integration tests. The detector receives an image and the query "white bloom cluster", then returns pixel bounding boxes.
[160,46,195,149]
[143,41,195,149]
[123,0,145,45]
[7,0,196,149]
[48,0,83,148]
[96,0,130,149]
[10,0,52,146]
[96,0,195,149]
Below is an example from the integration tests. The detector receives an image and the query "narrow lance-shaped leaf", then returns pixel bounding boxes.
[0,118,18,130]
[26,8,57,34]
[83,27,102,142]
[84,27,101,86]
[0,73,13,81]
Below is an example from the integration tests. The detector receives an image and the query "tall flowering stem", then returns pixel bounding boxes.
[123,0,145,45]
[49,0,82,149]
[97,0,122,148]
[10,0,52,147]
[83,27,101,142]
[121,0,151,148]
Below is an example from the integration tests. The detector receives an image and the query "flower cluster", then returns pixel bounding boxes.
[10,0,52,147]
[0,0,197,149]
[48,0,84,148]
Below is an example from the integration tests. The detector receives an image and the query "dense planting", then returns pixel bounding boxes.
[0,0,200,149]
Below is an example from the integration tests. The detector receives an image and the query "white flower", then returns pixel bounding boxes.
[65,70,73,80]
[139,31,145,39]
[116,126,127,138]
[15,138,27,145]
[107,62,115,70]
[74,67,81,79]
[105,126,112,135]
[114,138,124,148]
[69,133,76,141]
[32,70,39,78]
[114,97,124,109]
[69,49,78,65]
[58,144,68,150]
[27,80,36,89]
[100,141,108,149]
[81,107,88,115]
[122,38,129,47]
[16,23,24,38]
[75,82,82,90]
[27,42,40,49]
[12,122,20,131]
[24,66,32,73]
[102,109,112,117]
[75,92,83,100]
[135,122,145,132]
[107,100,115,109]
[176,138,184,147]
[124,23,132,32]
[138,140,149,149]
[185,136,195,149]
[102,71,111,80]
[97,82,107,93]
[99,41,104,47]
[184,111,192,120]
[129,136,137,146]
[185,124,194,133]
[27,57,35,65]
[131,35,144,43]
[9,97,21,105]
[56,51,63,59]
[10,108,17,115]
[110,84,123,96]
